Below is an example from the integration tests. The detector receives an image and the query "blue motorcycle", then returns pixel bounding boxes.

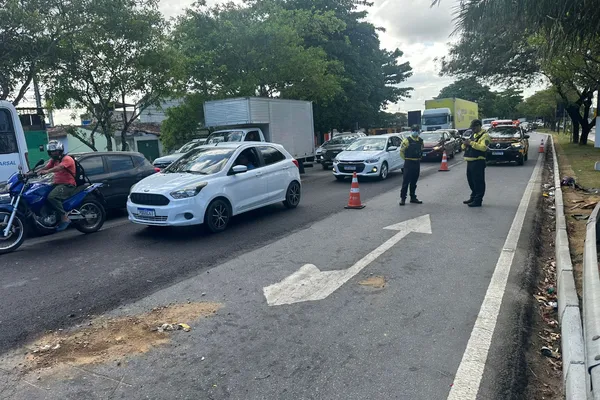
[0,160,106,254]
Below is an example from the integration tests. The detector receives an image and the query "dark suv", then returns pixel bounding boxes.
[317,134,363,170]
[72,152,157,209]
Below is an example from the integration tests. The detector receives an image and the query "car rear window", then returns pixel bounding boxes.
[133,154,151,167]
[106,155,134,172]
[259,146,286,165]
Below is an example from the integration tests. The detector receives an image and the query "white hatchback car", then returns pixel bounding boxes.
[332,134,405,181]
[127,143,301,232]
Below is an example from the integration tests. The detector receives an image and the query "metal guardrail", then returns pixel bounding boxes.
[584,199,600,399]
[550,135,587,398]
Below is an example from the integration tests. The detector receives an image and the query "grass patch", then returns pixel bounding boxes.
[554,133,600,189]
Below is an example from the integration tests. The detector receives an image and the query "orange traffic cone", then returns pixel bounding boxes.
[539,139,545,153]
[345,172,365,209]
[439,151,450,171]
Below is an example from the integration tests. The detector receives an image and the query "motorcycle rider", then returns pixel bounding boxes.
[38,141,76,231]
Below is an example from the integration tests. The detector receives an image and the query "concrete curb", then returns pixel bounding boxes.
[550,135,587,399]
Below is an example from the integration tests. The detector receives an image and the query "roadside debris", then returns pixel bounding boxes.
[358,276,386,288]
[572,214,590,221]
[23,302,221,372]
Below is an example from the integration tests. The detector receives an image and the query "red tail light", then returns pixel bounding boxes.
[154,167,161,173]
[292,159,299,168]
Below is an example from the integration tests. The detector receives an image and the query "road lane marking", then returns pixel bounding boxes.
[263,214,432,306]
[448,152,544,399]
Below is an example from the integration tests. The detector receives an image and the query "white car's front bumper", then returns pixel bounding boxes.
[127,196,206,227]
[332,161,382,177]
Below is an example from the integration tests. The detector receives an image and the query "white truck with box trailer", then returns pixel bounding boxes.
[203,97,315,172]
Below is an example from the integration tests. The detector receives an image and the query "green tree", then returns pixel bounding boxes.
[0,0,83,104]
[376,111,408,129]
[287,0,413,134]
[174,2,345,103]
[516,88,560,127]
[160,94,206,152]
[434,1,599,144]
[48,0,182,150]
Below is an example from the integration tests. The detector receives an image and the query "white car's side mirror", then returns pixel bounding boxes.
[232,165,248,174]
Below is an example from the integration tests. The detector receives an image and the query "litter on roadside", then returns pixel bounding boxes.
[156,322,192,333]
[572,214,590,221]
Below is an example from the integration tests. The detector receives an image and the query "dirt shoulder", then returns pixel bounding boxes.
[553,133,600,297]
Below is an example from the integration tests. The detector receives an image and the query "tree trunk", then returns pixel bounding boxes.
[121,93,128,151]
[566,105,581,143]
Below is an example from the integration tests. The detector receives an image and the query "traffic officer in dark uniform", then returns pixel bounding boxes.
[462,119,491,207]
[399,125,424,206]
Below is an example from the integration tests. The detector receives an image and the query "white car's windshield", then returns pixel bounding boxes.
[327,136,357,146]
[166,148,235,175]
[206,131,244,144]
[176,140,203,153]
[346,138,387,151]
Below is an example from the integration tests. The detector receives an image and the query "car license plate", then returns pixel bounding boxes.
[492,151,504,156]
[138,208,156,217]
[344,165,356,171]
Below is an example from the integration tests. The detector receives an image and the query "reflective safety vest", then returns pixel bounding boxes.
[401,136,423,160]
[464,130,490,161]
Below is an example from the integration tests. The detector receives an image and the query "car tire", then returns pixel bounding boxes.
[450,148,455,159]
[322,163,329,170]
[517,157,525,166]
[204,198,231,233]
[283,181,301,209]
[524,152,528,161]
[335,175,346,182]
[379,162,389,180]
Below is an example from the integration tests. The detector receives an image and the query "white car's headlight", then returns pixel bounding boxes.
[170,182,208,199]
[366,158,380,164]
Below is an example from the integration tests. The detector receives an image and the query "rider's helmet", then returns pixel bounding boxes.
[47,140,64,161]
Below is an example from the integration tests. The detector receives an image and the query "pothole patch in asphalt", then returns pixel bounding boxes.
[358,276,386,288]
[22,302,221,372]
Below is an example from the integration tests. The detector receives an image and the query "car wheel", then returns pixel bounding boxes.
[335,175,346,182]
[524,152,528,161]
[517,157,524,166]
[322,163,329,170]
[450,148,455,159]
[379,162,389,180]
[283,181,301,209]
[205,198,231,233]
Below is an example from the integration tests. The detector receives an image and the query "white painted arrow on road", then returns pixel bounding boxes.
[263,214,432,306]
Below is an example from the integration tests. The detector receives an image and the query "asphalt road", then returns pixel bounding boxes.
[0,137,545,399]
[0,157,458,353]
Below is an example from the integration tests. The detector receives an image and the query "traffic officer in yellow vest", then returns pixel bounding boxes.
[462,119,491,207]
[399,125,424,206]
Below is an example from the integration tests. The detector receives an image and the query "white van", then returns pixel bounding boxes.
[0,101,29,183]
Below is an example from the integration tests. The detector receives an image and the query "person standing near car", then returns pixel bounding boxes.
[38,141,76,231]
[462,120,490,207]
[399,125,424,206]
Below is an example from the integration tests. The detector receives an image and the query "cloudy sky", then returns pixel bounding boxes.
[47,0,536,124]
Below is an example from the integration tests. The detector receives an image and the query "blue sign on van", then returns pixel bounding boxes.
[0,161,17,166]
